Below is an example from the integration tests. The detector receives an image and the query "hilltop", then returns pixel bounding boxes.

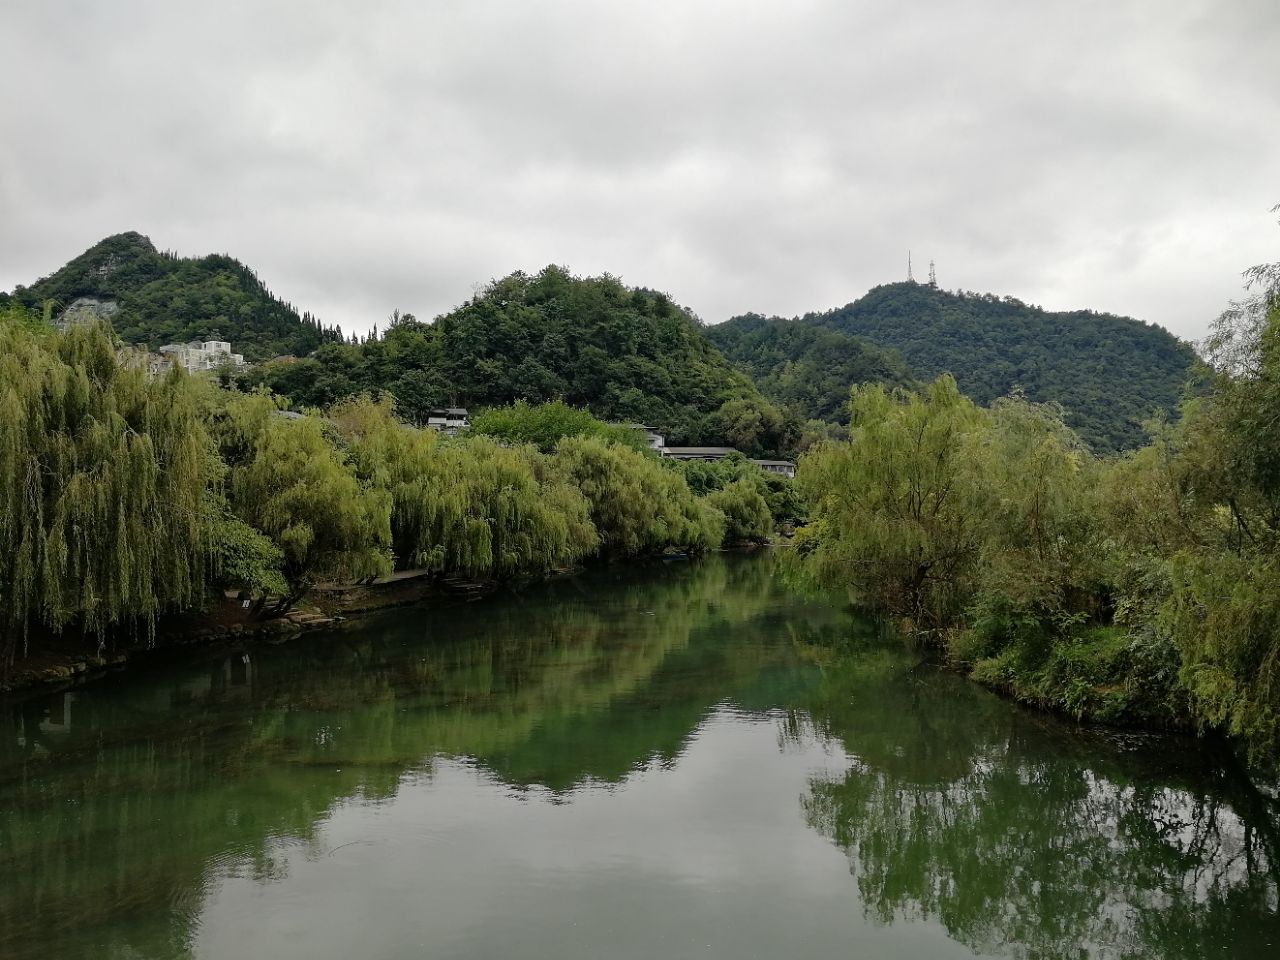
[715,281,1200,452]
[5,232,342,360]
[250,266,798,455]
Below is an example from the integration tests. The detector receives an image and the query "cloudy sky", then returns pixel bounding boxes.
[2,0,1276,341]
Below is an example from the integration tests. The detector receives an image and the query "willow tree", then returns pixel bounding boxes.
[706,479,773,545]
[217,393,392,605]
[553,436,725,556]
[330,395,598,579]
[1156,256,1280,756]
[0,314,214,661]
[796,376,989,628]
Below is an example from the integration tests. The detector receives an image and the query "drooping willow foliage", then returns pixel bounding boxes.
[706,479,774,544]
[553,436,725,556]
[0,314,213,658]
[331,396,599,578]
[215,392,393,595]
[0,316,744,669]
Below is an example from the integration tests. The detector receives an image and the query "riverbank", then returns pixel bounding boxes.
[0,569,501,696]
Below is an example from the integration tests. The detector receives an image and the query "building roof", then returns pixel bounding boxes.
[751,459,796,467]
[662,446,739,457]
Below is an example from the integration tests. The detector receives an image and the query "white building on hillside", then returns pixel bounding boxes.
[425,408,470,435]
[157,340,247,373]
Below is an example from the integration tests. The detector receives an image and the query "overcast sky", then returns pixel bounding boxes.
[2,0,1277,341]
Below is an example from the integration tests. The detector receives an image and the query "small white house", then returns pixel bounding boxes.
[425,407,470,435]
[157,339,247,373]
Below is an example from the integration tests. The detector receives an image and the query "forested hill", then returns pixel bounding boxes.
[705,314,916,423]
[253,266,797,455]
[803,281,1200,451]
[5,232,342,360]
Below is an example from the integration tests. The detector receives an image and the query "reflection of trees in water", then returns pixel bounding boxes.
[0,555,801,960]
[793,646,1280,959]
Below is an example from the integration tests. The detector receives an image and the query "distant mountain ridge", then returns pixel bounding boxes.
[5,232,342,360]
[5,234,1200,453]
[713,281,1199,452]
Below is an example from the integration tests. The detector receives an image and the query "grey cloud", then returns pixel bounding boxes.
[2,0,1277,342]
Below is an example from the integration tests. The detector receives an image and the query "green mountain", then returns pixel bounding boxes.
[6,232,341,360]
[705,314,916,423]
[254,266,798,455]
[753,281,1199,452]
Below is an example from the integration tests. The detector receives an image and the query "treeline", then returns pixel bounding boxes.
[761,280,1199,453]
[792,253,1280,759]
[0,313,780,668]
[242,266,800,456]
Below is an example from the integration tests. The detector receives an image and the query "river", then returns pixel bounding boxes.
[1,553,1277,959]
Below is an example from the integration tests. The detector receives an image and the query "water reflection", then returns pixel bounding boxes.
[793,631,1280,959]
[0,554,1277,959]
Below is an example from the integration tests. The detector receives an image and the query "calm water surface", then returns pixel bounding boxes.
[2,554,1278,959]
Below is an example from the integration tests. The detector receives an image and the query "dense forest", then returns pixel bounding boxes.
[3,232,343,360]
[801,281,1200,451]
[705,313,916,422]
[246,266,798,455]
[792,248,1280,761]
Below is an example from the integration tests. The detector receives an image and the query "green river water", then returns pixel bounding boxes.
[2,553,1278,959]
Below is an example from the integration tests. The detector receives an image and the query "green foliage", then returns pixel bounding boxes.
[331,396,598,579]
[12,232,342,360]
[248,266,797,453]
[0,315,215,655]
[809,281,1200,452]
[705,313,915,422]
[796,237,1280,758]
[468,400,646,453]
[672,454,805,525]
[204,493,288,596]
[797,376,990,626]
[553,436,725,556]
[706,479,773,544]
[216,393,393,595]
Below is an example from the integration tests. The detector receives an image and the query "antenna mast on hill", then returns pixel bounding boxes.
[928,260,937,288]
[908,251,914,283]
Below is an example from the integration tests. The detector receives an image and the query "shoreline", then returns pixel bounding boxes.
[0,569,498,698]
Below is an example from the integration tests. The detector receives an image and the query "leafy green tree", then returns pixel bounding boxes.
[468,400,646,453]
[553,436,724,556]
[706,479,773,544]
[797,377,989,627]
[216,393,392,605]
[331,396,598,578]
[0,314,215,659]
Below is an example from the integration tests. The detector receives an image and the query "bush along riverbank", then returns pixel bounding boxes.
[791,249,1280,766]
[0,309,787,692]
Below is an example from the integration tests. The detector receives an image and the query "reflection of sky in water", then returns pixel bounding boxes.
[196,712,976,960]
[2,554,1278,960]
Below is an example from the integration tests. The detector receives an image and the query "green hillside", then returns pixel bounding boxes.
[7,232,341,360]
[253,266,797,455]
[705,313,916,422]
[804,281,1200,451]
